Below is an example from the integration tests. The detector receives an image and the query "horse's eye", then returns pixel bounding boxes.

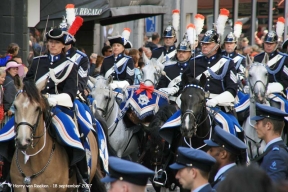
[249,74,252,77]
[105,96,109,100]
[265,73,268,76]
[14,105,17,111]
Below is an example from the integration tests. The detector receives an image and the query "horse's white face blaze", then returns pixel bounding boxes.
[14,94,39,149]
[249,63,268,103]
[90,76,112,117]
[141,58,164,86]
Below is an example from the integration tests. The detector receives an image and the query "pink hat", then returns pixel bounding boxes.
[5,61,25,77]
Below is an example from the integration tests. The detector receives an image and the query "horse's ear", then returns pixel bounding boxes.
[107,75,113,84]
[157,52,164,64]
[199,73,207,88]
[142,51,150,65]
[89,76,96,84]
[262,53,269,64]
[246,55,253,68]
[36,77,48,91]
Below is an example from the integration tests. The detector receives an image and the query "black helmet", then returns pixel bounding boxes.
[201,29,220,43]
[177,33,192,52]
[163,24,176,38]
[264,31,278,43]
[224,32,237,43]
[46,28,66,45]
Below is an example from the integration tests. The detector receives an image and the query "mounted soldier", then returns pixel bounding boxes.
[157,23,199,104]
[151,10,179,63]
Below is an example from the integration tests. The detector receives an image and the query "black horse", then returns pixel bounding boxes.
[144,73,213,192]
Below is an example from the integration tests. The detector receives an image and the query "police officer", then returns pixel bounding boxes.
[187,29,238,108]
[151,23,177,63]
[204,125,247,189]
[157,33,193,103]
[100,35,134,89]
[101,157,154,192]
[25,28,89,191]
[254,31,288,92]
[169,147,216,192]
[251,103,288,181]
[222,32,246,81]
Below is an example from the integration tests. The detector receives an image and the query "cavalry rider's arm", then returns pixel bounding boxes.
[77,52,89,93]
[224,60,238,97]
[24,57,39,81]
[157,68,169,89]
[151,47,162,59]
[279,56,288,89]
[262,149,288,181]
[63,64,78,101]
[124,57,135,85]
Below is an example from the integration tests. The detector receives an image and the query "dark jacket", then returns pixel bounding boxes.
[3,73,17,112]
[25,53,78,101]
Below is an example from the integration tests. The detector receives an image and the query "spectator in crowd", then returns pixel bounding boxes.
[89,53,104,77]
[242,46,253,56]
[12,56,28,76]
[3,61,24,118]
[145,32,160,51]
[0,68,6,125]
[217,165,275,192]
[142,47,152,59]
[241,37,250,51]
[101,45,113,57]
[128,49,142,85]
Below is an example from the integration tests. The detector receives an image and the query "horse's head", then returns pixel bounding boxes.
[180,73,208,137]
[14,81,46,150]
[89,75,114,118]
[141,52,165,86]
[246,54,269,103]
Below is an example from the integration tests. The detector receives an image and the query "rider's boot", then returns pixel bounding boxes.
[75,157,90,192]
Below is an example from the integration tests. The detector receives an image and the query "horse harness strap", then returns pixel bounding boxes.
[16,142,56,186]
[266,56,286,82]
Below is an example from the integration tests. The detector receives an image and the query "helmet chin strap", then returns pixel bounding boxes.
[203,44,220,57]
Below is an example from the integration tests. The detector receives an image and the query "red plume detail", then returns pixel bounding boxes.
[68,16,83,36]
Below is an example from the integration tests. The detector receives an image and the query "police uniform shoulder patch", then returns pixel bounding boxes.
[278,52,287,57]
[269,161,277,170]
[283,66,288,76]
[272,146,280,151]
[33,55,48,59]
[76,50,87,57]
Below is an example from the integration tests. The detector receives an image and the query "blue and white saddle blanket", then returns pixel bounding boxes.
[159,108,242,144]
[268,93,288,121]
[74,99,109,173]
[117,85,169,121]
[235,91,250,112]
[0,107,85,165]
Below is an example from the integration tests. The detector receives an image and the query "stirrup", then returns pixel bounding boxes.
[0,181,12,192]
[153,169,167,186]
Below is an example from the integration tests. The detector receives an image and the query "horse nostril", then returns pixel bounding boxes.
[26,138,32,144]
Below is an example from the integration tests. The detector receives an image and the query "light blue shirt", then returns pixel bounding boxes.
[214,163,236,181]
[193,183,209,192]
[263,137,282,151]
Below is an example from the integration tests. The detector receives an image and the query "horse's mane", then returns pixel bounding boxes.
[22,80,42,104]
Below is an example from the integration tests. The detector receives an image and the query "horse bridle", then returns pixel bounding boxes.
[248,63,268,102]
[142,62,162,86]
[96,87,114,119]
[181,84,209,137]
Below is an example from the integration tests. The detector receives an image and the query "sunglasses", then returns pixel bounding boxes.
[107,50,112,52]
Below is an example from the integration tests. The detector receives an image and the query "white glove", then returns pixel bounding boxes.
[109,80,129,90]
[158,86,179,96]
[206,91,235,107]
[266,82,283,96]
[47,97,57,107]
[206,98,218,107]
[46,93,73,107]
[243,85,250,94]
